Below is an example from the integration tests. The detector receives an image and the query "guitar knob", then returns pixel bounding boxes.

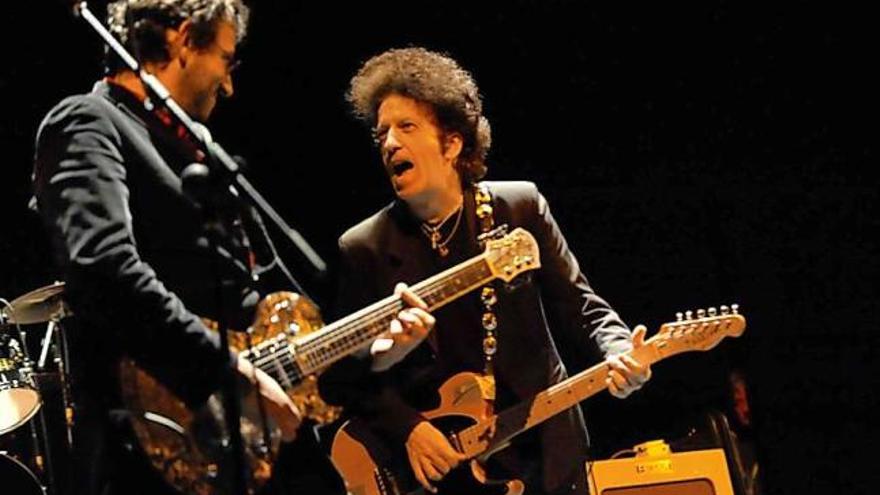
[708,307,717,316]
[720,305,730,315]
[697,309,706,318]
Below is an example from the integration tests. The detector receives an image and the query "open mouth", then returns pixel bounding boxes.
[391,161,414,176]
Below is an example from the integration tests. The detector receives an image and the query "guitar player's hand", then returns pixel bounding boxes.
[406,421,468,493]
[607,324,652,398]
[370,282,436,372]
[237,356,303,442]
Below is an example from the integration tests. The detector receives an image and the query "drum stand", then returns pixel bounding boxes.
[37,318,74,449]
[26,315,75,495]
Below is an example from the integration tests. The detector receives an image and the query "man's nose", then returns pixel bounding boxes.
[382,127,402,156]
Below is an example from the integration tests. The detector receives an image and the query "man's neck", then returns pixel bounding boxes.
[107,61,177,104]
[106,71,149,101]
[409,183,465,225]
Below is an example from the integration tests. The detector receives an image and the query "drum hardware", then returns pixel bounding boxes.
[37,318,75,449]
[2,283,75,495]
[1,297,41,437]
[0,282,71,326]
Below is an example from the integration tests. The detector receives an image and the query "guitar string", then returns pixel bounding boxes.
[249,275,468,376]
[302,258,492,353]
[255,267,488,375]
[249,257,493,372]
[249,251,549,382]
[297,256,489,350]
[456,333,696,448]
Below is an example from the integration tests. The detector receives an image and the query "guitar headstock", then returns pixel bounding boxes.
[650,305,746,357]
[484,227,541,282]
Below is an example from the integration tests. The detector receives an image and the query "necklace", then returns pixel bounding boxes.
[420,203,464,257]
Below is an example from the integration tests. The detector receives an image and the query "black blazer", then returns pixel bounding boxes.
[320,181,634,494]
[32,81,292,494]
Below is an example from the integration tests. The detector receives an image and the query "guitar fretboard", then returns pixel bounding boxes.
[245,256,495,386]
[455,313,746,458]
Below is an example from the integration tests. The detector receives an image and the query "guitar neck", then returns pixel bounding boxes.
[252,254,496,378]
[458,338,665,458]
[456,309,746,458]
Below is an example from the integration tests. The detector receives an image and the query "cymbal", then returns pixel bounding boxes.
[1,282,71,325]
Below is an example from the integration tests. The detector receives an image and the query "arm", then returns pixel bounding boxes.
[528,185,650,397]
[33,96,231,405]
[318,238,433,441]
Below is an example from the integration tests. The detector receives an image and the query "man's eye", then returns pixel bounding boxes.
[400,122,416,131]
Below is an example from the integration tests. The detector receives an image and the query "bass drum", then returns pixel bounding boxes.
[0,452,44,495]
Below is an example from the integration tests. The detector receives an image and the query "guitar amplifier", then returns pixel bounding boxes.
[587,441,735,495]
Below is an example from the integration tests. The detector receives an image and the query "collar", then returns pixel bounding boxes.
[97,79,206,163]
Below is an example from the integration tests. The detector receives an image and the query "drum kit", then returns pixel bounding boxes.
[1,282,74,495]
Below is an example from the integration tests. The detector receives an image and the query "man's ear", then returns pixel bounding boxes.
[166,19,193,66]
[443,132,464,163]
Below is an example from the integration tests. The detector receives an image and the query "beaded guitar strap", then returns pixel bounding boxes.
[474,182,509,401]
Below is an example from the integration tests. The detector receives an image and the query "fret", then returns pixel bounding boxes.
[246,258,493,378]
[459,338,672,456]
[295,256,495,374]
[240,227,540,380]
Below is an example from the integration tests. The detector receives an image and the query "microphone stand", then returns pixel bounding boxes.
[73,3,326,493]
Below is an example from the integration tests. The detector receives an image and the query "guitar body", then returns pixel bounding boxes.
[331,307,747,495]
[332,372,524,495]
[113,229,544,494]
[119,292,340,495]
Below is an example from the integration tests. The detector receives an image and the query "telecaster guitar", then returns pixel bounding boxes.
[118,227,541,495]
[331,306,747,495]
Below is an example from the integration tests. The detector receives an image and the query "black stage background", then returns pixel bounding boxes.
[1,2,876,494]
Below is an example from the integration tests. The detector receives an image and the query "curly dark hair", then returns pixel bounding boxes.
[106,0,249,73]
[347,47,492,184]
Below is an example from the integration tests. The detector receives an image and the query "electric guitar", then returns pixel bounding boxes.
[117,227,540,495]
[331,307,747,495]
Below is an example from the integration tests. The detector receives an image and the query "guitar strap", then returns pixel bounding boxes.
[474,182,500,400]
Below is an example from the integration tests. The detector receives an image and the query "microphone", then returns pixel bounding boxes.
[180,162,213,209]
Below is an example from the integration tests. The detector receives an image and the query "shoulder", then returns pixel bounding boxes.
[36,88,122,145]
[481,180,545,215]
[482,180,541,205]
[338,202,397,254]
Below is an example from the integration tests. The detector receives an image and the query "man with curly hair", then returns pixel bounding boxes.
[31,1,303,493]
[320,47,652,495]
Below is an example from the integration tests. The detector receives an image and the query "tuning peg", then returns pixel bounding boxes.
[676,312,684,322]
[697,308,706,318]
[707,307,717,316]
[720,305,730,315]
[731,304,739,314]
[685,310,693,320]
